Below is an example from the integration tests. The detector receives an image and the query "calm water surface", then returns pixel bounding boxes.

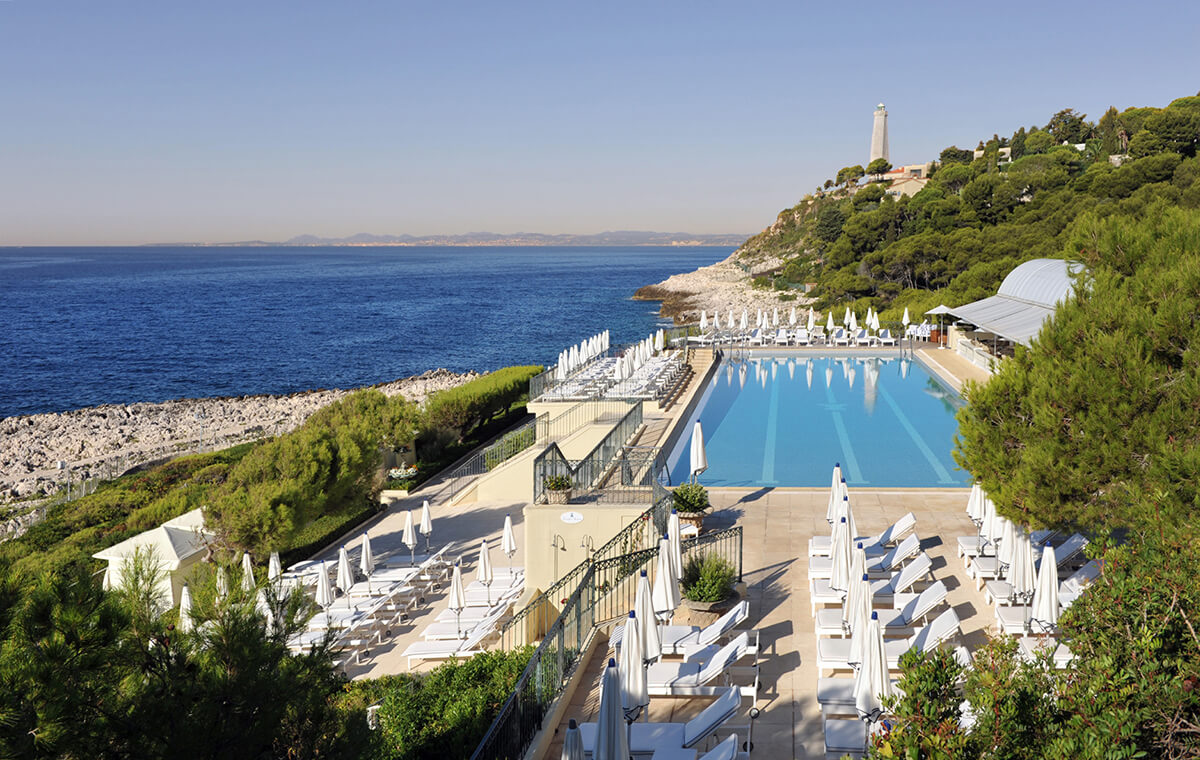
[0,246,728,417]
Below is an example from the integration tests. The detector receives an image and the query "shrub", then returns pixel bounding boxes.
[672,483,709,514]
[681,554,735,603]
[423,366,541,443]
[543,475,572,491]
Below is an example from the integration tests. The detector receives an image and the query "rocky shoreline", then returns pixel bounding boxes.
[634,247,811,324]
[0,369,478,501]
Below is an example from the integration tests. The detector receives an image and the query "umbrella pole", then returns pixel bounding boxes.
[410,546,415,567]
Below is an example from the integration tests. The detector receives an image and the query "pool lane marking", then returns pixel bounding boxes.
[823,381,865,483]
[877,384,955,484]
[761,369,780,483]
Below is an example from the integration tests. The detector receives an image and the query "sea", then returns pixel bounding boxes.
[0,246,730,418]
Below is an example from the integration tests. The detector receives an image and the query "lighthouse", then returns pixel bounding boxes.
[870,103,889,164]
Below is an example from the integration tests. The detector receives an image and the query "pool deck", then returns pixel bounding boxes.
[541,485,991,760]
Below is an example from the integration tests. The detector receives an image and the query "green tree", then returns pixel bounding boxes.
[939,145,974,165]
[1045,108,1092,144]
[867,158,892,177]
[814,205,847,242]
[955,205,1200,530]
[1144,108,1200,157]
[1024,130,1054,154]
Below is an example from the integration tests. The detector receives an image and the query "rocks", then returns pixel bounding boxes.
[635,248,813,324]
[0,368,478,503]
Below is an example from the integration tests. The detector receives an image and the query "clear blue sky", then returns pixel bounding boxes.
[3,1,1198,245]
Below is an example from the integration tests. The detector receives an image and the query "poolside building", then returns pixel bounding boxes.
[942,258,1083,371]
[93,507,211,609]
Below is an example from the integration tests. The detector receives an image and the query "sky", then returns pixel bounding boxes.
[2,1,1199,245]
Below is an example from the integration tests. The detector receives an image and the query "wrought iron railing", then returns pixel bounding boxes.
[443,417,539,499]
[470,524,744,760]
[535,400,634,442]
[532,402,643,503]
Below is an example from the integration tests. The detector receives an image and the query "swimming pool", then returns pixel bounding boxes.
[666,352,968,488]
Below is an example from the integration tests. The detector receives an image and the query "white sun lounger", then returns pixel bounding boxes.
[809,534,921,581]
[854,329,872,347]
[578,686,742,759]
[794,329,811,346]
[876,329,897,346]
[816,608,961,675]
[1018,636,1073,668]
[612,600,750,656]
[832,328,849,346]
[970,533,1087,589]
[810,552,933,614]
[422,605,511,640]
[808,512,917,557]
[817,676,901,716]
[824,717,868,758]
[815,580,948,638]
[958,529,1057,560]
[644,632,757,697]
[402,616,498,669]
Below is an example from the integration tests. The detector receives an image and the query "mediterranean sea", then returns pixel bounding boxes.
[0,246,729,418]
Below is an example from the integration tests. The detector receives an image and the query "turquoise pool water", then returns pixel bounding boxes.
[666,353,968,488]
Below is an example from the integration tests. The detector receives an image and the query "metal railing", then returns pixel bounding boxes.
[470,524,743,760]
[532,402,643,503]
[535,399,634,442]
[443,417,539,499]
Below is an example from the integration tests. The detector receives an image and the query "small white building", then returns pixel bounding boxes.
[93,508,212,609]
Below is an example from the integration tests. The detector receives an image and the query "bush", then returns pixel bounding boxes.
[423,366,542,443]
[681,554,735,603]
[543,475,572,491]
[672,483,709,514]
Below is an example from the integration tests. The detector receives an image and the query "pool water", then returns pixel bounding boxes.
[667,353,968,488]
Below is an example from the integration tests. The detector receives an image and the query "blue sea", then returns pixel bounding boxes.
[0,246,729,418]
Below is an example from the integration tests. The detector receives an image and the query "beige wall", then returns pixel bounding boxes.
[522,500,654,594]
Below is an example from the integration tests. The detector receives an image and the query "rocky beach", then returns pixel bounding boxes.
[634,246,810,324]
[0,369,477,501]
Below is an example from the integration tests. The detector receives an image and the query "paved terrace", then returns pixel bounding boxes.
[542,487,989,760]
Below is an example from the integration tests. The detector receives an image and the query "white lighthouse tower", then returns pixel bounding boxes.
[870,103,889,164]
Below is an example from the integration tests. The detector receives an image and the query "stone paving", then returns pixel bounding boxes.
[542,485,992,759]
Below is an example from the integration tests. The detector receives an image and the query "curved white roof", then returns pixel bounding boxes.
[946,259,1083,346]
[996,258,1081,308]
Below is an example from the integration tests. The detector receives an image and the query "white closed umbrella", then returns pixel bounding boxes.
[829,517,852,593]
[256,588,275,634]
[966,483,982,523]
[620,611,649,730]
[651,536,680,623]
[360,532,375,592]
[268,551,282,582]
[315,560,333,611]
[772,308,779,327]
[826,312,835,332]
[902,307,911,328]
[689,421,707,482]
[478,538,494,605]
[216,566,228,603]
[826,463,844,523]
[807,308,815,332]
[502,513,518,570]
[403,509,417,566]
[699,310,707,331]
[740,309,748,331]
[241,551,255,593]
[1030,543,1059,633]
[997,518,1016,569]
[178,583,194,633]
[849,310,859,333]
[980,498,1001,555]
[655,329,664,353]
[595,658,630,760]
[872,311,881,331]
[633,569,661,662]
[843,307,851,327]
[1007,529,1036,604]
[667,510,683,582]
[843,566,870,635]
[336,545,354,594]
[562,719,584,760]
[854,610,892,722]
[448,560,467,637]
[727,309,735,331]
[790,306,797,325]
[419,499,434,552]
[835,494,858,543]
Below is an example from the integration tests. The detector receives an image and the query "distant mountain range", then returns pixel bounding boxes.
[149,230,748,247]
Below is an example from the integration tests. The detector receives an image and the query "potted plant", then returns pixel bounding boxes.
[672,482,710,531]
[544,474,573,504]
[681,554,737,611]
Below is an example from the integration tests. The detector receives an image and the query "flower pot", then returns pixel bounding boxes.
[546,489,571,505]
[677,512,705,533]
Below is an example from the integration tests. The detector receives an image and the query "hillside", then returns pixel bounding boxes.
[733,94,1200,322]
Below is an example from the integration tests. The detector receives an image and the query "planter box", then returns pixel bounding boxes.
[546,489,571,505]
[677,512,706,533]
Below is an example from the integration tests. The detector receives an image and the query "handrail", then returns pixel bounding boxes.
[532,401,643,503]
[443,417,539,499]
[470,525,744,760]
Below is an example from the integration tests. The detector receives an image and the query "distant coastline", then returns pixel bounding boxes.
[138,230,748,248]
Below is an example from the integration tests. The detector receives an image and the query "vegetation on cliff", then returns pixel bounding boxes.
[738,95,1200,322]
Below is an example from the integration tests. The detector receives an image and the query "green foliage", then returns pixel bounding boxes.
[955,205,1200,531]
[422,366,541,444]
[870,648,971,759]
[962,639,1061,760]
[1044,108,1092,144]
[0,562,369,758]
[671,482,709,514]
[483,425,536,471]
[361,647,534,760]
[680,554,735,603]
[867,158,893,176]
[814,205,847,243]
[543,474,572,491]
[940,146,974,165]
